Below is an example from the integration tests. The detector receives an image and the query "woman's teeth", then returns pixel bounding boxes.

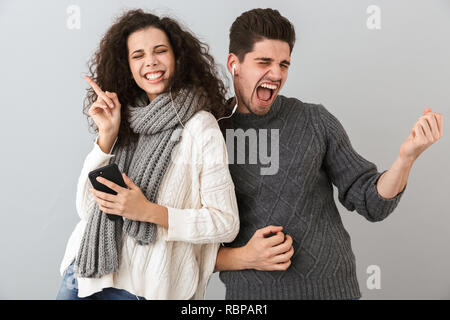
[145,72,164,80]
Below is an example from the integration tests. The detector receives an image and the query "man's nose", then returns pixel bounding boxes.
[268,65,282,81]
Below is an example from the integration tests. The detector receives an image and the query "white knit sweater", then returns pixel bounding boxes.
[59,111,239,299]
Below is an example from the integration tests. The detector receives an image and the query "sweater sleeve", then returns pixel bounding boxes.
[166,113,240,244]
[317,104,405,222]
[75,135,118,222]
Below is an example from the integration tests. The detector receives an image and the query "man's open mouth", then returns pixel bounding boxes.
[256,82,279,102]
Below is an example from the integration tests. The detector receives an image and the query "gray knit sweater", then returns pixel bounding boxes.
[219,95,405,300]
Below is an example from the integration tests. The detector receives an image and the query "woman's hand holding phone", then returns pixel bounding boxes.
[89,172,169,227]
[85,75,121,153]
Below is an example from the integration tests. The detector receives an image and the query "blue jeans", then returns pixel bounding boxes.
[56,260,146,300]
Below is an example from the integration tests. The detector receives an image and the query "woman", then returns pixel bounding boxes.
[56,9,239,300]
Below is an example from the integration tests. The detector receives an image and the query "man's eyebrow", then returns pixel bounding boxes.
[254,57,291,65]
[130,44,168,56]
[254,57,273,62]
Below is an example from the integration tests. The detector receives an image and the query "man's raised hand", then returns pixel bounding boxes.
[399,107,443,163]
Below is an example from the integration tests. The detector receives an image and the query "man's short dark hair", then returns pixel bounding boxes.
[229,8,296,62]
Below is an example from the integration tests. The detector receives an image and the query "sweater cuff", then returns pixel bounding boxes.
[365,170,406,220]
[166,207,188,241]
[81,135,116,168]
[93,135,118,156]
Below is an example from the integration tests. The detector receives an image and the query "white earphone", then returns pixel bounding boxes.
[216,63,238,122]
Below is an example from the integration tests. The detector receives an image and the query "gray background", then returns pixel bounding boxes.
[0,0,448,299]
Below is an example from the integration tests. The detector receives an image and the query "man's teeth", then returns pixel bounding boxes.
[145,72,163,80]
[260,83,278,90]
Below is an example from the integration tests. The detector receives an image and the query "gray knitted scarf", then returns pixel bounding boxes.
[73,89,202,278]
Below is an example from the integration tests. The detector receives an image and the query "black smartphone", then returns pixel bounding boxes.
[88,163,127,221]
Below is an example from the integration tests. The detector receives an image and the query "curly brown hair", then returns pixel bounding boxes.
[83,9,228,146]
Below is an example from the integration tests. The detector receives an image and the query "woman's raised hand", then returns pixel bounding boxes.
[85,75,121,137]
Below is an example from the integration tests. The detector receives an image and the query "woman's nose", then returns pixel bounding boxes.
[145,54,158,67]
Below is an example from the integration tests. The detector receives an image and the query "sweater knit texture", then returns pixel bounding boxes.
[219,95,405,300]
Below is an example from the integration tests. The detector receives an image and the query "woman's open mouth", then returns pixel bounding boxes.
[255,82,279,106]
[143,71,165,84]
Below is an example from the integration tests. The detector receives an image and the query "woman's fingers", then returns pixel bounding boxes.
[90,188,116,202]
[85,75,114,108]
[105,91,121,109]
[92,194,122,215]
[88,100,112,117]
[99,204,120,215]
[96,176,125,193]
[92,194,114,210]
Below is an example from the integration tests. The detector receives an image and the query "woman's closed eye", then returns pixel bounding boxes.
[132,51,166,59]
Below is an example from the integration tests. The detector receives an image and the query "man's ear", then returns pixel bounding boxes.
[227,53,239,76]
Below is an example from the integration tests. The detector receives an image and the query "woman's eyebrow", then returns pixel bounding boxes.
[153,44,168,50]
[130,44,168,56]
[130,49,144,56]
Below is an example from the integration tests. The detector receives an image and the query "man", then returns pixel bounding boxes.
[214,8,444,300]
